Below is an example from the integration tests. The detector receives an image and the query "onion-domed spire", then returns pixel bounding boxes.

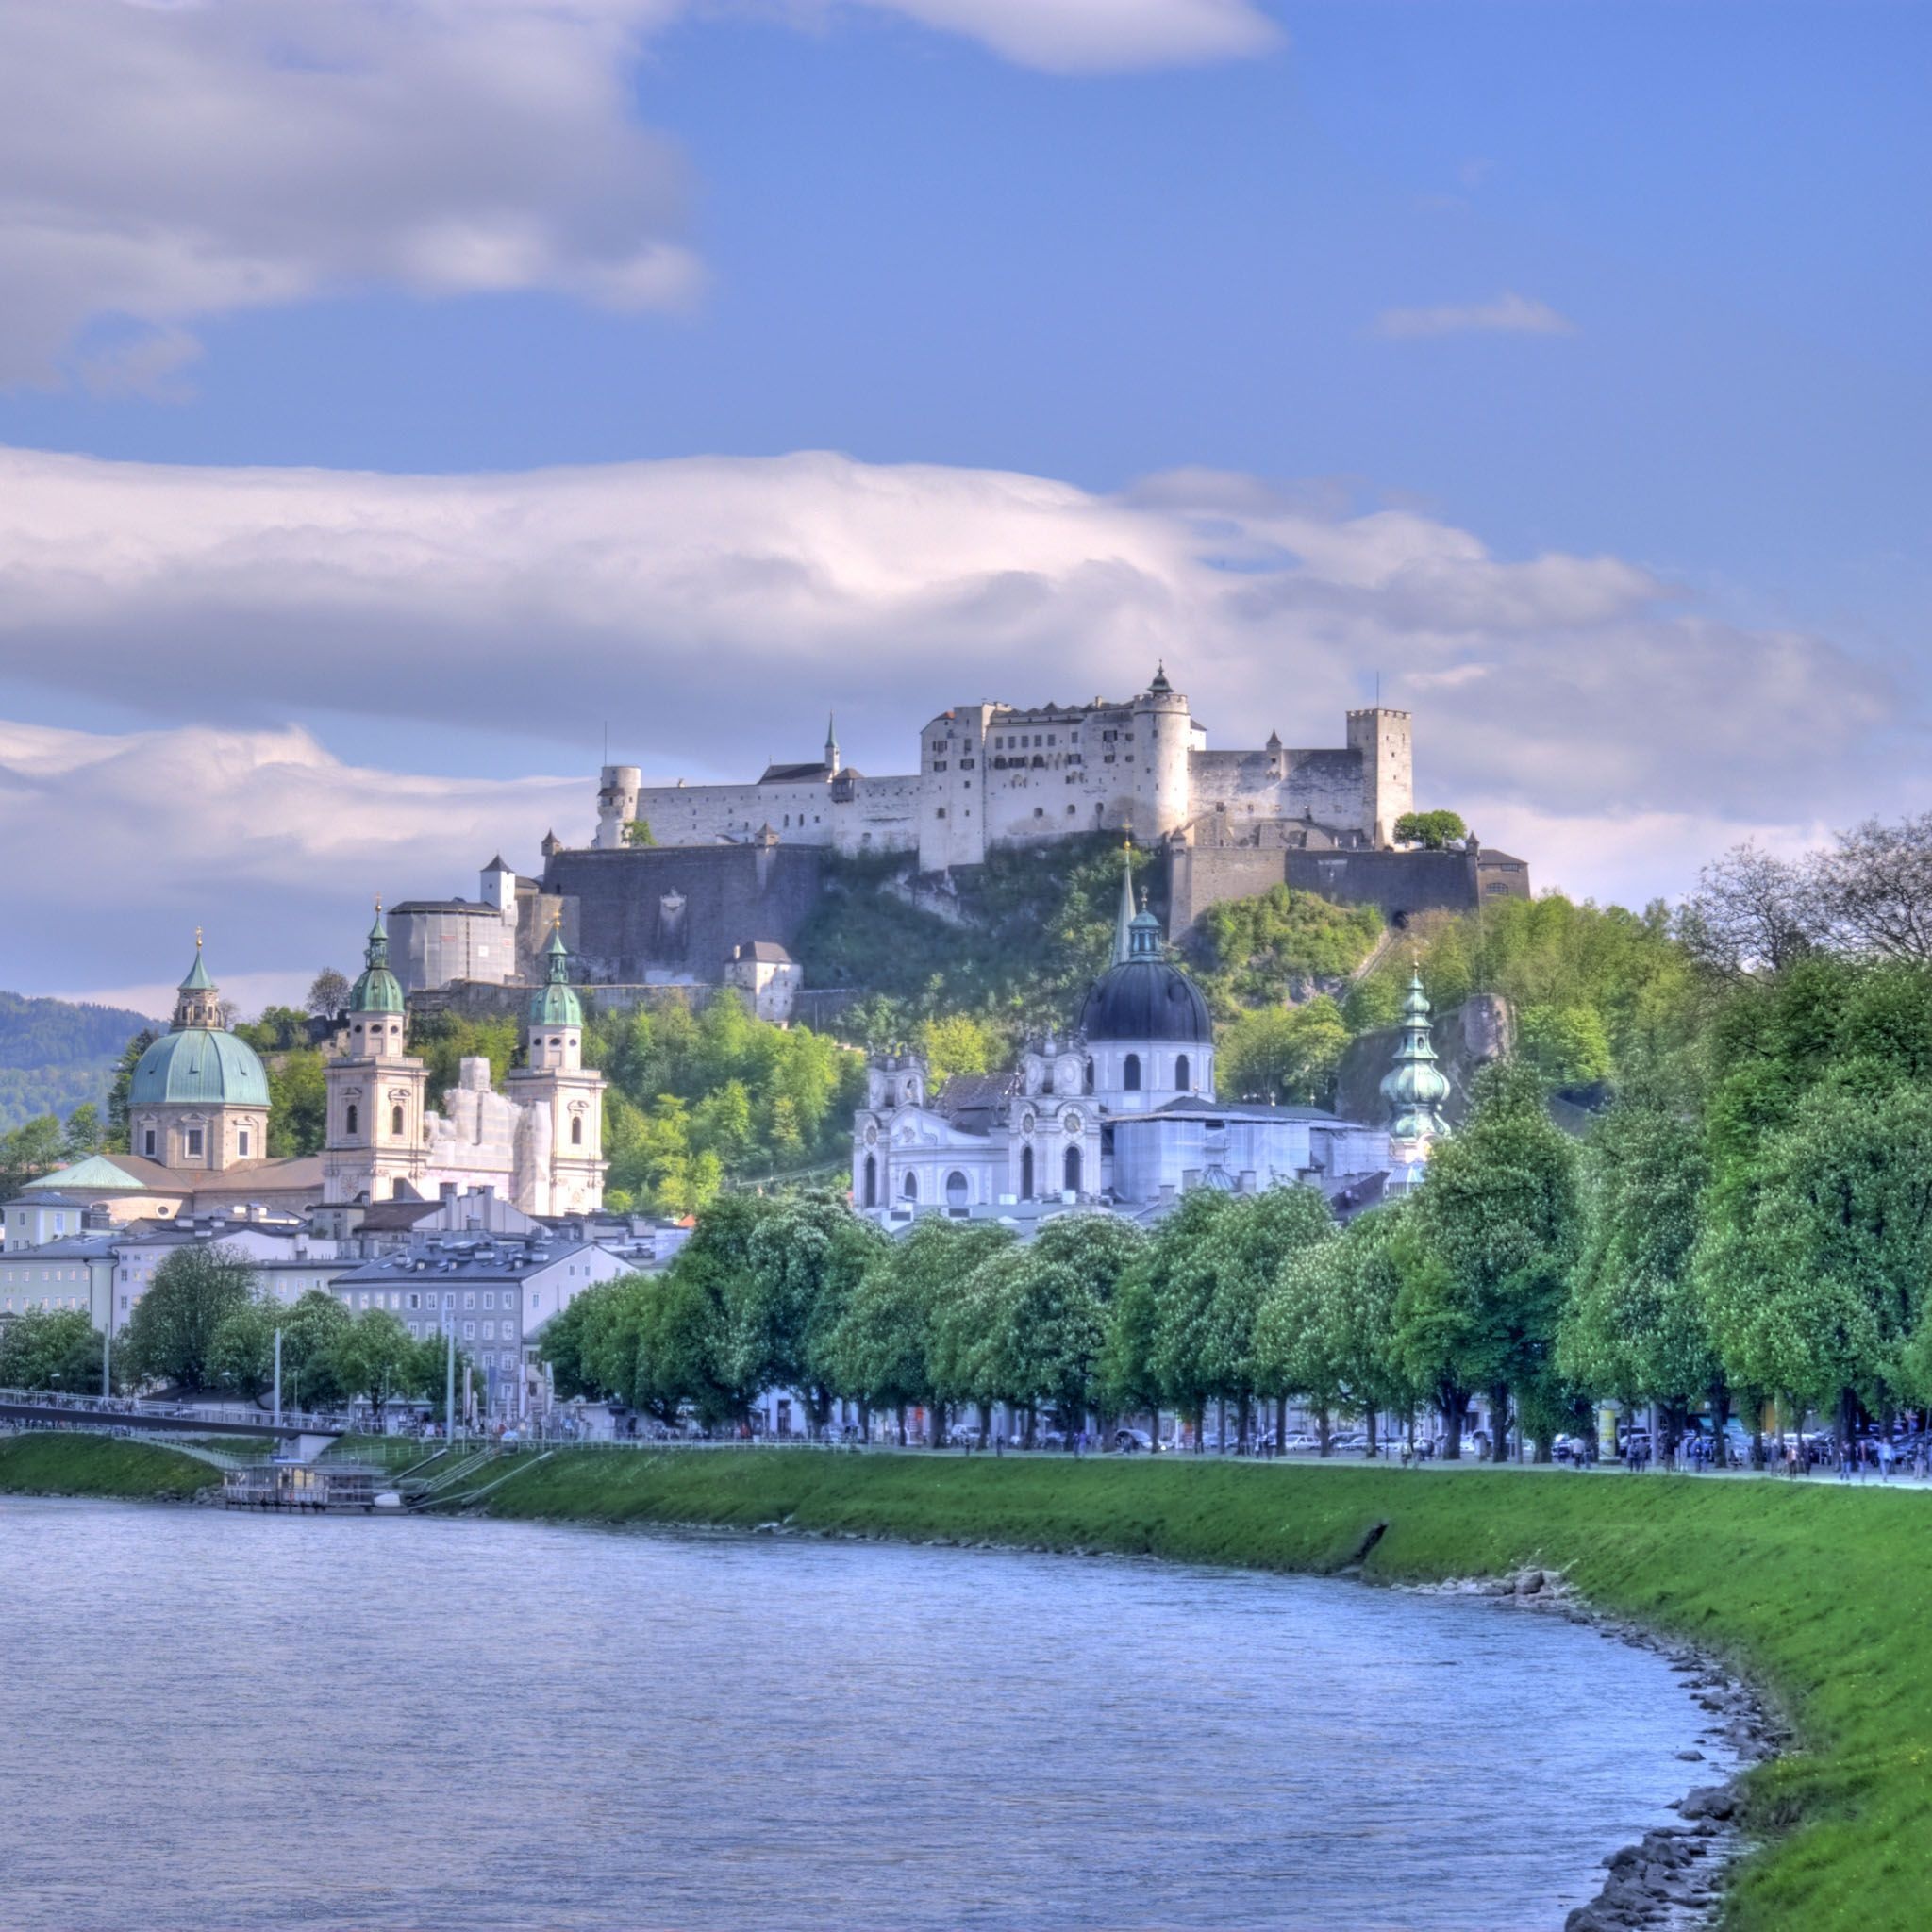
[1380,969,1450,1142]
[349,896,407,1016]
[529,918,583,1028]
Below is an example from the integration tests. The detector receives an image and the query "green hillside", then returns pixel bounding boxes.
[0,991,156,1132]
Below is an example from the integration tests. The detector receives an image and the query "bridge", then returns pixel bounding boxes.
[0,1396,343,1464]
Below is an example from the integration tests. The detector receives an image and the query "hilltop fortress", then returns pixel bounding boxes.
[394,669,1526,1014]
[594,666,1413,869]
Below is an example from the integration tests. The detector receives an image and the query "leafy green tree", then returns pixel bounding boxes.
[1219,999,1352,1105]
[0,1307,104,1392]
[329,1308,425,1425]
[1193,886,1382,1010]
[1557,1098,1722,1453]
[61,1103,103,1161]
[1256,1203,1419,1455]
[1399,1060,1579,1459]
[1700,1083,1932,1439]
[106,1028,158,1153]
[267,1049,329,1157]
[1517,1006,1614,1091]
[1394,810,1468,850]
[0,1114,66,1193]
[122,1243,257,1392]
[306,970,351,1021]
[625,819,658,847]
[738,1195,889,1431]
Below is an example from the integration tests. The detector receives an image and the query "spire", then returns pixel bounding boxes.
[1380,968,1450,1145]
[530,915,583,1028]
[179,931,213,994]
[1113,841,1137,965]
[825,712,840,772]
[1148,659,1172,695]
[349,895,406,1017]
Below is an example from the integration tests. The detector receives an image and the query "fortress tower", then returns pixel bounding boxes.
[1345,707,1413,847]
[1130,661,1193,843]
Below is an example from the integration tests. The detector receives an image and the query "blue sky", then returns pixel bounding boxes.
[0,0,1924,1007]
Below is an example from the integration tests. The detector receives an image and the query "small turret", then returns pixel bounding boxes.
[1382,969,1450,1192]
[174,932,222,1030]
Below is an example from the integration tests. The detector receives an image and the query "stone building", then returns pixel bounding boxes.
[594,667,1414,874]
[852,858,1392,1223]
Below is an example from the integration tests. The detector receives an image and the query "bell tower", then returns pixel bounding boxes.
[506,921,607,1213]
[324,901,430,1205]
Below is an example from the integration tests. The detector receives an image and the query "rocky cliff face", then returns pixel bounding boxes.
[1335,992,1514,1132]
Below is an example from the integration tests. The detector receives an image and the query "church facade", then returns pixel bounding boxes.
[851,858,1411,1224]
[595,667,1413,874]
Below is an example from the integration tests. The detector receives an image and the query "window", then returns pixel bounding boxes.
[863,1154,877,1208]
[1084,1058,1095,1094]
[945,1170,969,1210]
[143,1128,156,1156]
[463,1322,475,1341]
[1124,1053,1141,1091]
[1175,1054,1191,1092]
[391,1105,404,1136]
[483,1321,495,1340]
[902,1172,919,1202]
[1020,1145,1034,1201]
[186,1127,204,1157]
[571,1117,583,1146]
[238,1130,250,1157]
[483,1291,495,1308]
[1064,1146,1082,1194]
[464,1292,475,1309]
[345,1103,358,1137]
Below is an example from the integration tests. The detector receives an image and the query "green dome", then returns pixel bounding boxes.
[129,1026,270,1109]
[529,924,582,1028]
[350,904,407,1016]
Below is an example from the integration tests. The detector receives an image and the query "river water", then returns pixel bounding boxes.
[0,1500,1729,1930]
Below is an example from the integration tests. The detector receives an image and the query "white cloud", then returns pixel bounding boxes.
[1373,291,1578,341]
[0,717,579,1005]
[0,441,1905,1000]
[0,0,1276,385]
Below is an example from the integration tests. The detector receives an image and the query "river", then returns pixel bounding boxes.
[0,1500,1731,1930]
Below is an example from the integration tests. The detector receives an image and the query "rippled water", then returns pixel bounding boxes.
[0,1499,1729,1930]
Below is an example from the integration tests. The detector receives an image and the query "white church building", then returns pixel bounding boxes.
[852,858,1399,1224]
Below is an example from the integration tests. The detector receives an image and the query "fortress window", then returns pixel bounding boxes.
[935,808,946,820]
[1104,755,1115,764]
[1033,807,1044,819]
[960,758,974,770]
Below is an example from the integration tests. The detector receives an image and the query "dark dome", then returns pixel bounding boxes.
[1077,958,1212,1044]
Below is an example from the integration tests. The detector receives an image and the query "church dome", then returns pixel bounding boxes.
[129,1027,271,1108]
[350,904,407,1016]
[129,942,268,1108]
[1077,908,1212,1044]
[529,922,583,1028]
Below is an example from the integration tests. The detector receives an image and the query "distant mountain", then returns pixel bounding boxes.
[0,991,157,1131]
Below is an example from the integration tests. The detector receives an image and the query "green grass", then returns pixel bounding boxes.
[0,1431,214,1500]
[477,1449,1931,1929]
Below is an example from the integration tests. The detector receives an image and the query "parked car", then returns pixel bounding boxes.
[1113,1427,1153,1453]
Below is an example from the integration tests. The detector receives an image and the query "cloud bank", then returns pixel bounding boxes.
[0,441,1904,1000]
[1374,292,1578,340]
[0,0,1278,386]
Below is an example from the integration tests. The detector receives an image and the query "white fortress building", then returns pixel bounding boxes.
[595,667,1413,872]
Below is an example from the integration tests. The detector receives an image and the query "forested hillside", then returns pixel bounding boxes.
[0,991,156,1131]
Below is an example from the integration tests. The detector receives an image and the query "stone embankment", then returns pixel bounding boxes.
[1412,1565,1785,1931]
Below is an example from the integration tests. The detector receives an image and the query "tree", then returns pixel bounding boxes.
[1219,999,1352,1106]
[1813,814,1932,963]
[267,1050,328,1157]
[305,970,350,1020]
[329,1308,424,1424]
[0,1308,104,1392]
[1398,1060,1579,1459]
[1675,841,1822,974]
[625,819,658,847]
[0,1115,66,1194]
[106,1028,158,1153]
[1394,809,1468,850]
[1557,1097,1722,1453]
[1256,1204,1419,1456]
[1699,1083,1932,1438]
[122,1243,257,1391]
[738,1195,889,1433]
[61,1103,103,1162]
[209,1288,354,1408]
[637,1199,771,1427]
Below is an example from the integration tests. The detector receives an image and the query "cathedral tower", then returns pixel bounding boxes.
[505,922,607,1213]
[324,903,430,1205]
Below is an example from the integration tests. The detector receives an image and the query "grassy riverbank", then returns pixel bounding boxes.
[478,1448,1923,1929]
[0,1432,212,1500]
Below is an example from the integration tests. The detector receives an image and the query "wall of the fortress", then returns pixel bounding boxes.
[1168,844,1518,936]
[540,844,826,986]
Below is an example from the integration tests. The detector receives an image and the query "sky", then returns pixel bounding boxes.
[0,0,1925,1014]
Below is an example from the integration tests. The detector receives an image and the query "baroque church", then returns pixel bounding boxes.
[852,855,1433,1224]
[25,913,606,1224]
